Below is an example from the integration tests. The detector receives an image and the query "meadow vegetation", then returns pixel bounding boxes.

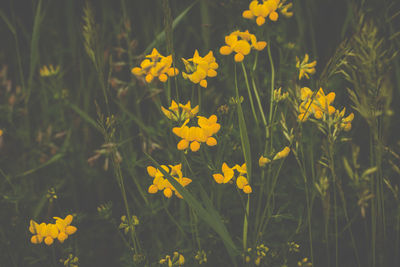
[1,0,400,266]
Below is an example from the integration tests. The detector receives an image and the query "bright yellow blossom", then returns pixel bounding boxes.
[273,146,290,160]
[213,162,252,193]
[182,50,218,88]
[53,215,78,243]
[172,115,220,152]
[147,164,192,199]
[220,30,267,62]
[161,100,199,122]
[131,48,179,83]
[29,215,77,245]
[298,87,336,121]
[296,54,317,80]
[243,0,293,26]
[213,162,235,184]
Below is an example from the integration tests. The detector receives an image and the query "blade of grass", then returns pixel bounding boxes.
[145,152,239,266]
[144,0,199,54]
[68,102,100,131]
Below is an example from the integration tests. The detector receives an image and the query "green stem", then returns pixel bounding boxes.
[241,62,258,125]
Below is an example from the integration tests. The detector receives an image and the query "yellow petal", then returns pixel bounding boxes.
[234,53,244,62]
[254,41,267,51]
[158,73,168,82]
[236,176,248,189]
[163,188,173,198]
[148,184,158,194]
[259,155,271,167]
[147,166,157,177]
[269,11,278,21]
[207,69,217,77]
[199,79,207,88]
[145,73,154,83]
[177,139,189,150]
[167,68,179,76]
[243,185,252,194]
[206,137,217,146]
[242,10,254,19]
[233,40,251,55]
[65,225,77,235]
[57,232,68,243]
[213,173,224,184]
[190,141,201,152]
[131,67,143,76]
[256,16,266,26]
[31,235,43,244]
[220,46,232,55]
[44,236,54,246]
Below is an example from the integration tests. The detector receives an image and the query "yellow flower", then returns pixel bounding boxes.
[161,100,199,122]
[182,50,218,88]
[146,164,192,199]
[172,115,220,152]
[220,30,267,62]
[298,87,336,121]
[236,176,252,194]
[336,107,354,132]
[273,146,290,160]
[259,155,271,167]
[29,215,77,245]
[131,48,179,83]
[296,54,317,80]
[273,87,289,102]
[213,162,235,184]
[53,215,78,243]
[39,64,60,77]
[242,0,292,25]
[213,162,252,193]
[233,163,247,175]
[160,252,185,267]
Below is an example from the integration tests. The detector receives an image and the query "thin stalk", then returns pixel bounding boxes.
[112,153,139,254]
[241,62,258,125]
[293,147,314,265]
[266,42,275,152]
[234,64,250,252]
[250,74,267,131]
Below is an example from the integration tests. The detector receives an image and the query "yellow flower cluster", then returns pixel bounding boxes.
[39,64,60,77]
[61,254,79,267]
[298,87,355,131]
[159,252,185,266]
[147,164,192,199]
[220,30,267,62]
[296,54,317,80]
[242,0,293,26]
[172,115,220,152]
[259,146,290,167]
[213,163,252,194]
[131,48,179,83]
[182,50,218,88]
[298,87,336,121]
[335,107,355,132]
[161,100,199,122]
[29,215,77,245]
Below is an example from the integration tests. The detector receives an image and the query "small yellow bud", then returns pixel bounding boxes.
[259,156,271,167]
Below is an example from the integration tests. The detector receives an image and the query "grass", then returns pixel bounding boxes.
[1,0,400,266]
